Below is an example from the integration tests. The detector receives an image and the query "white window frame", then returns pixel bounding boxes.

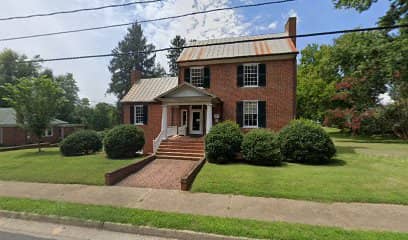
[44,127,53,137]
[190,66,204,88]
[243,63,259,87]
[134,105,144,125]
[243,100,259,128]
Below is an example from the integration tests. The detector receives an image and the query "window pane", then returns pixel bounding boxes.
[243,64,258,86]
[191,67,204,87]
[243,102,258,127]
[135,106,144,124]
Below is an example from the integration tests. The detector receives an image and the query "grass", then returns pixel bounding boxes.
[0,148,143,185]
[192,128,408,204]
[0,197,406,240]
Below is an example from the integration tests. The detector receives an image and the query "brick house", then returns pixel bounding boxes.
[122,17,298,154]
[0,108,84,146]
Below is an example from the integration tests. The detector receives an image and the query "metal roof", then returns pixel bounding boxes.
[0,108,68,127]
[121,77,178,102]
[177,32,297,62]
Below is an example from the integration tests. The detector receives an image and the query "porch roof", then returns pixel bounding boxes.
[155,82,220,105]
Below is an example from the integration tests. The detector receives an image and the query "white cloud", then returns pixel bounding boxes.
[0,0,248,104]
[268,21,278,29]
[283,9,301,23]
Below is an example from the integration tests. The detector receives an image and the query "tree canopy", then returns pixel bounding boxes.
[3,76,65,151]
[167,35,186,76]
[107,23,165,101]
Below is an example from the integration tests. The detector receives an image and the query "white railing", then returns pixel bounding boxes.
[178,125,187,136]
[153,130,166,153]
[167,126,177,137]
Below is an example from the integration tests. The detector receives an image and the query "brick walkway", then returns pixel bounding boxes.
[117,159,197,189]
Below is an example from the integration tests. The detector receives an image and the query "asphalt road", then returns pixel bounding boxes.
[0,231,54,240]
[0,217,177,240]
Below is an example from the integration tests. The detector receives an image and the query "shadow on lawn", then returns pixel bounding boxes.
[16,150,59,158]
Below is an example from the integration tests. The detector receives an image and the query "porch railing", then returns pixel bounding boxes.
[153,130,166,153]
[167,126,177,137]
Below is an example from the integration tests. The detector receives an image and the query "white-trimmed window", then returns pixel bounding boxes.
[243,64,259,87]
[243,101,258,128]
[134,105,144,125]
[44,128,53,137]
[190,66,204,87]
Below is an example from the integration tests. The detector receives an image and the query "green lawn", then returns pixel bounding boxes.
[0,197,406,240]
[0,148,142,185]
[192,128,408,204]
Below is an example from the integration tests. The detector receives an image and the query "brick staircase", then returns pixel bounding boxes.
[156,136,205,161]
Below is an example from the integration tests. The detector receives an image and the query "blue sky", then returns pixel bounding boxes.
[0,0,389,104]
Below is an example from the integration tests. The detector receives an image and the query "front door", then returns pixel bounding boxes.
[190,109,203,135]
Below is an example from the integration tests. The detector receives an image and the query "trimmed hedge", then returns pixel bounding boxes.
[279,119,336,164]
[242,129,281,166]
[205,121,243,164]
[104,125,145,159]
[60,130,102,156]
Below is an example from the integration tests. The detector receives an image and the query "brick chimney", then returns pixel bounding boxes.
[130,67,141,86]
[285,17,297,47]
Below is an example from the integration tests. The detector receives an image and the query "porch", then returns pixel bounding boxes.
[152,83,221,153]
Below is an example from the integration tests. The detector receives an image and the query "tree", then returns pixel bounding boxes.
[296,44,337,121]
[0,49,41,107]
[74,98,93,127]
[333,0,407,32]
[167,35,186,76]
[108,23,160,100]
[3,76,64,151]
[53,73,80,122]
[89,102,119,131]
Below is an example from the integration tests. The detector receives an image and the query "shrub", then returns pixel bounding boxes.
[383,99,408,140]
[205,121,243,164]
[278,119,336,164]
[104,125,145,159]
[96,129,110,142]
[60,130,102,156]
[242,129,281,166]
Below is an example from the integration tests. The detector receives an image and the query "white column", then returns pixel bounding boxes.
[161,104,168,139]
[206,104,213,134]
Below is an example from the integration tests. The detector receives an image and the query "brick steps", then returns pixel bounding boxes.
[158,147,204,153]
[156,155,202,161]
[156,136,205,161]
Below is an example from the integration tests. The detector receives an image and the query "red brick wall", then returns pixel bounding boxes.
[179,58,297,131]
[123,103,162,154]
[0,126,81,146]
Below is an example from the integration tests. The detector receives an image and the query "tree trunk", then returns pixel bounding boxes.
[38,136,42,152]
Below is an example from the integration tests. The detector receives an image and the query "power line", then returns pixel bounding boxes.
[0,0,295,42]
[0,0,163,21]
[22,24,408,63]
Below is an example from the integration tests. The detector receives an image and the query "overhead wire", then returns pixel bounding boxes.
[21,24,408,63]
[0,0,295,42]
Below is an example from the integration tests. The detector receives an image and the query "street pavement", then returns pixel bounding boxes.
[0,217,177,240]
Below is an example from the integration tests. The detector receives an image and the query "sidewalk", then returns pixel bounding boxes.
[0,181,407,233]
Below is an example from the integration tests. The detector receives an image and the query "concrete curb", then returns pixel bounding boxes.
[0,210,257,240]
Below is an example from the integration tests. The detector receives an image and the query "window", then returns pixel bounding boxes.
[134,105,144,125]
[190,67,204,87]
[243,101,258,128]
[243,64,259,87]
[44,128,53,137]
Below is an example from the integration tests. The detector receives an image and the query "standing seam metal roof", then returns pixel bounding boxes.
[177,32,297,62]
[121,77,178,102]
